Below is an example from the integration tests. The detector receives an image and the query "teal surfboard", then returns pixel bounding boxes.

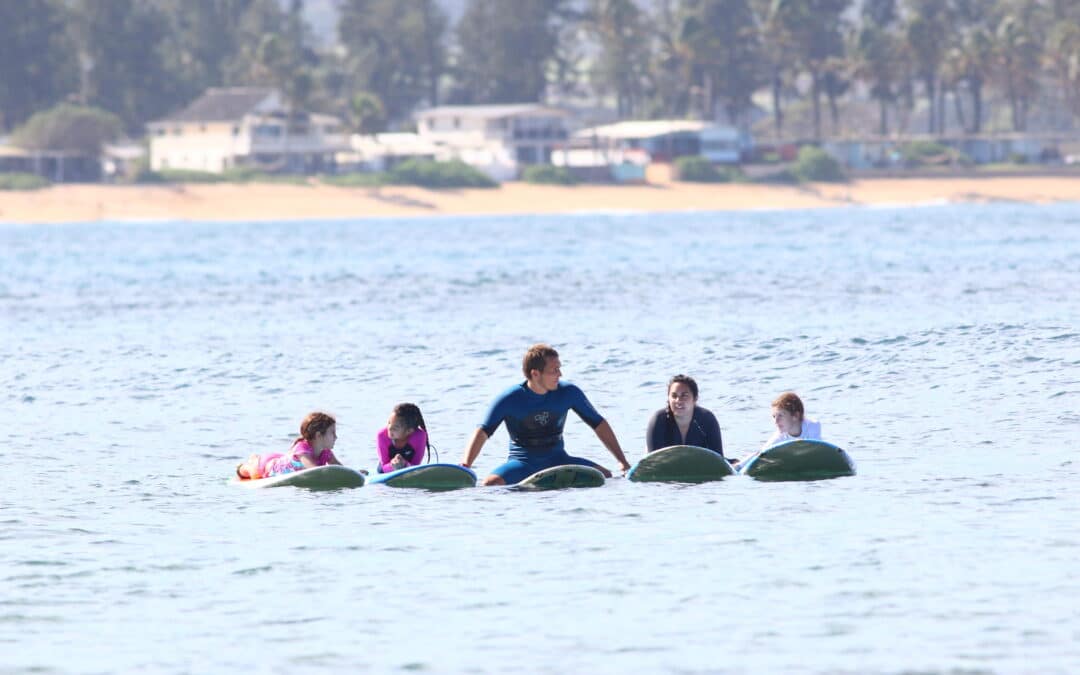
[627,445,735,483]
[367,463,477,490]
[738,439,855,481]
[231,464,366,490]
[513,464,605,490]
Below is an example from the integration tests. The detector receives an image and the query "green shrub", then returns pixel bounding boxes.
[155,168,225,183]
[1007,152,1028,165]
[322,172,389,187]
[793,146,846,182]
[219,167,310,184]
[11,104,123,155]
[522,164,577,185]
[899,140,970,167]
[752,168,800,184]
[674,156,730,182]
[387,159,497,188]
[132,169,167,184]
[0,172,51,190]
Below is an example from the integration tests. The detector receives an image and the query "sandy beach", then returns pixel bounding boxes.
[2,174,1079,224]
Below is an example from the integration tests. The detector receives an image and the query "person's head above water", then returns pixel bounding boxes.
[522,343,561,393]
[297,411,337,451]
[387,402,426,445]
[770,392,805,435]
[667,374,698,418]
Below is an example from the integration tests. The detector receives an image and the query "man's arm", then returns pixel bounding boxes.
[460,427,489,468]
[593,420,631,472]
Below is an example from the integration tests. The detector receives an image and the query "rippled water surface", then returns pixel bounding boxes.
[2,204,1079,674]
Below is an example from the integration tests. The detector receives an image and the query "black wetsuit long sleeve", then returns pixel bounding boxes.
[645,406,724,457]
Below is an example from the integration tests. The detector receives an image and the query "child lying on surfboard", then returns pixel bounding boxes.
[763,391,821,448]
[236,411,342,479]
[729,392,822,469]
[376,402,432,473]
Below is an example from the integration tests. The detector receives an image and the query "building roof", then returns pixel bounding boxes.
[575,119,711,140]
[153,87,277,124]
[416,104,570,120]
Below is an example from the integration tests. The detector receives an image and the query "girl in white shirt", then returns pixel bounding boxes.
[763,391,821,449]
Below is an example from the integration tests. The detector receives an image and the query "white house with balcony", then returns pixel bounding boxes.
[570,120,745,165]
[412,104,573,181]
[147,87,348,174]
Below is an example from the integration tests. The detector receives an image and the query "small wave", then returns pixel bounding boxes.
[875,335,908,345]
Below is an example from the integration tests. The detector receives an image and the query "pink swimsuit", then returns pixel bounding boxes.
[376,428,427,473]
[262,440,337,477]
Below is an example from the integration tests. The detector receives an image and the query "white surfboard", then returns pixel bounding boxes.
[627,444,735,483]
[512,464,606,490]
[231,465,366,490]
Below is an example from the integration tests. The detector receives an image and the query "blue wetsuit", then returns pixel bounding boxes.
[479,381,606,483]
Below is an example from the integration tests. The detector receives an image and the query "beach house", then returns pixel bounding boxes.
[550,120,746,182]
[337,132,445,172]
[147,87,348,174]
[568,120,744,164]
[412,104,573,181]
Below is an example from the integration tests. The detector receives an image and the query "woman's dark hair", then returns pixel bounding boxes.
[668,374,699,399]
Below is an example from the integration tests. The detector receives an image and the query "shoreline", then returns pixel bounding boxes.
[2,174,1079,224]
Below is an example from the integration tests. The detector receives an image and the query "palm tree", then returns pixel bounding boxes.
[943,26,994,133]
[1044,18,1080,125]
[851,19,898,136]
[904,1,950,134]
[757,0,797,138]
[993,3,1045,132]
[769,0,850,141]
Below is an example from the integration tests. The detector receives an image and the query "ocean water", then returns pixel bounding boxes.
[1,203,1078,674]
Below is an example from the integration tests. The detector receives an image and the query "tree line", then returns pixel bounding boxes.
[2,0,1080,142]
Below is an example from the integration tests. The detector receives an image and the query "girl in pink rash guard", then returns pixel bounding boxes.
[376,403,430,473]
[236,411,341,479]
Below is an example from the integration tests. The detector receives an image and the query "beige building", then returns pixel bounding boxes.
[147,87,347,174]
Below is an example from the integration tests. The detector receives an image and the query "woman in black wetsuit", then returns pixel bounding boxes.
[644,374,725,457]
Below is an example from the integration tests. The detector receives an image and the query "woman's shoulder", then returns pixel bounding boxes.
[647,407,670,423]
[693,405,718,421]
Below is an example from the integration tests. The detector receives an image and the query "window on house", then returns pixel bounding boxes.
[516,146,538,164]
[254,125,283,138]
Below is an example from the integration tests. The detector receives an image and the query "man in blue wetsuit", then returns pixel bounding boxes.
[461,343,631,486]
